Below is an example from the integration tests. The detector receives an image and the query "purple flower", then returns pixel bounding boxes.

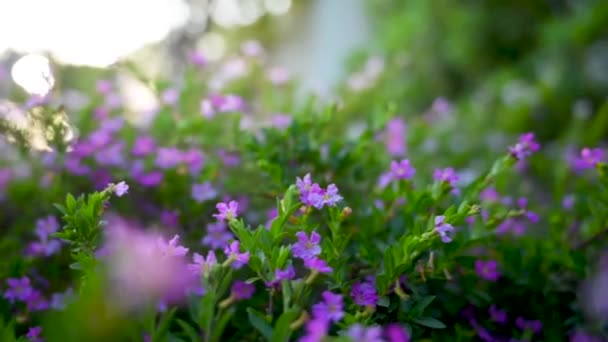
[95,142,125,166]
[3,277,33,302]
[570,330,605,342]
[390,159,416,180]
[563,195,575,210]
[489,305,507,324]
[157,235,189,257]
[351,281,379,307]
[26,290,49,311]
[113,181,129,197]
[312,291,344,322]
[300,318,329,342]
[161,88,179,106]
[434,216,454,243]
[155,147,182,169]
[384,118,407,156]
[231,281,255,300]
[189,51,207,67]
[480,187,500,202]
[274,265,296,282]
[304,257,332,273]
[160,210,180,228]
[213,201,239,221]
[64,155,90,175]
[292,231,322,260]
[573,147,604,171]
[384,324,411,342]
[182,149,205,175]
[515,317,542,334]
[202,222,233,249]
[188,251,217,276]
[347,324,384,342]
[191,182,218,203]
[308,184,343,209]
[223,241,250,269]
[475,260,500,281]
[296,174,314,195]
[28,217,62,257]
[200,99,215,118]
[509,132,540,160]
[26,326,43,342]
[433,167,459,186]
[96,79,113,94]
[132,136,156,157]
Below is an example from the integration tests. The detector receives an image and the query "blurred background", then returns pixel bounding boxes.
[1,0,608,150]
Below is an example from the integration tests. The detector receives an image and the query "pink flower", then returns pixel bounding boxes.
[213,201,239,221]
[223,241,250,269]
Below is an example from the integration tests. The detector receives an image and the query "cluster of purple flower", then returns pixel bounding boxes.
[26,216,62,257]
[296,174,343,209]
[509,132,540,161]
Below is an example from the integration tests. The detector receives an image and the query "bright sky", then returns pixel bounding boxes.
[0,0,190,67]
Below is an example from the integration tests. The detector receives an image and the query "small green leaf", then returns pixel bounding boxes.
[271,310,300,342]
[176,319,199,342]
[413,317,446,329]
[247,308,273,341]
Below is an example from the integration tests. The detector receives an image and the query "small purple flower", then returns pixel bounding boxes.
[296,174,314,195]
[292,231,322,260]
[95,143,125,166]
[26,326,43,342]
[433,167,459,186]
[384,118,407,157]
[563,195,575,210]
[188,251,217,276]
[351,281,379,307]
[3,277,33,302]
[181,149,205,175]
[274,265,296,283]
[157,235,189,257]
[231,281,255,300]
[489,305,508,324]
[191,182,218,203]
[390,159,416,180]
[26,290,49,311]
[434,216,454,243]
[202,222,233,249]
[573,147,604,171]
[475,260,500,282]
[213,201,238,221]
[304,257,332,273]
[200,99,215,118]
[113,181,129,197]
[160,210,180,228]
[132,136,156,157]
[480,187,501,202]
[347,324,384,342]
[224,241,250,269]
[509,132,540,160]
[300,318,329,342]
[161,88,179,106]
[384,324,411,342]
[515,317,542,334]
[189,51,207,67]
[155,147,182,169]
[312,291,344,322]
[309,184,343,209]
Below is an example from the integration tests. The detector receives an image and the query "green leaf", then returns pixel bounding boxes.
[210,308,235,342]
[176,319,199,342]
[411,296,435,316]
[152,308,177,342]
[247,308,273,341]
[413,317,446,329]
[271,310,300,342]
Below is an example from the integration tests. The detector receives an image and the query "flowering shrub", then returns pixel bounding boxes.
[1,40,608,342]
